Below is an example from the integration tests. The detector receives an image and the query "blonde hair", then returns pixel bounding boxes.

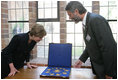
[30,24,46,38]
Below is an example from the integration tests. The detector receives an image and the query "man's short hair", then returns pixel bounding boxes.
[65,1,87,14]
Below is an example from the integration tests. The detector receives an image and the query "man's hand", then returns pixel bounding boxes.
[8,63,20,77]
[73,60,83,68]
[26,62,37,69]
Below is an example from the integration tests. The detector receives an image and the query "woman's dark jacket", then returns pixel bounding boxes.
[1,32,36,69]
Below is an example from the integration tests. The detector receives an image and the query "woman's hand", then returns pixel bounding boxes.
[26,62,37,69]
[8,63,20,77]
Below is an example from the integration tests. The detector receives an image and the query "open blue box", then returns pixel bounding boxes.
[40,43,72,79]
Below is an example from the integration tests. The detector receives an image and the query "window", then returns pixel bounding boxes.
[66,22,85,59]
[8,1,29,40]
[66,1,92,59]
[100,1,117,20]
[100,0,117,42]
[37,1,60,58]
[37,22,60,58]
[37,1,60,22]
[9,23,29,40]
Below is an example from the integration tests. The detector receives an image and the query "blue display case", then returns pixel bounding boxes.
[40,43,72,79]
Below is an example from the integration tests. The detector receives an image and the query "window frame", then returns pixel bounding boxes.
[8,1,29,23]
[36,1,60,22]
[7,1,29,41]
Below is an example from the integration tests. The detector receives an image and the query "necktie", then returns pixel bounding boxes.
[82,23,85,32]
[82,24,85,39]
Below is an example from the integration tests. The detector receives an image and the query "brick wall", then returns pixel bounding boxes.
[29,1,37,59]
[60,1,67,43]
[92,1,99,14]
[1,1,9,49]
[29,1,37,30]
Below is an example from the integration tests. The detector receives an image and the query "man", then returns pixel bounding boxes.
[65,1,117,79]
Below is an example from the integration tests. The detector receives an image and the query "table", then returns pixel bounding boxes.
[5,66,95,79]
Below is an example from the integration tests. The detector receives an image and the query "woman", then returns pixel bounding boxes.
[1,24,46,79]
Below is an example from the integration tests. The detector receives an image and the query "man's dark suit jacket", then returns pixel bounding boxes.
[1,32,36,78]
[79,12,117,78]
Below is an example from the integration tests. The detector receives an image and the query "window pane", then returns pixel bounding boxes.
[9,10,16,21]
[16,1,22,8]
[23,23,29,33]
[18,23,24,33]
[9,33,14,41]
[75,34,83,46]
[109,7,117,19]
[38,1,58,19]
[67,22,74,33]
[10,23,23,35]
[23,1,29,8]
[45,46,49,58]
[86,7,92,12]
[16,23,24,33]
[8,1,15,9]
[52,1,57,7]
[45,9,52,18]
[38,1,44,8]
[109,1,117,6]
[75,47,83,59]
[9,23,29,36]
[45,22,52,34]
[53,22,60,33]
[8,2,10,9]
[113,34,117,42]
[100,7,108,19]
[12,23,18,35]
[53,34,60,43]
[16,9,23,21]
[72,47,75,59]
[8,1,29,21]
[66,13,69,20]
[38,9,44,19]
[37,46,44,57]
[45,1,51,8]
[109,22,117,33]
[9,23,16,34]
[45,34,52,45]
[67,34,74,46]
[100,1,108,6]
[75,22,82,33]
[23,9,29,20]
[84,1,92,6]
[100,1,117,20]
[52,8,57,18]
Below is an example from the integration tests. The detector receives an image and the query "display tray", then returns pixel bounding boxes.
[40,67,71,79]
[40,43,72,79]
